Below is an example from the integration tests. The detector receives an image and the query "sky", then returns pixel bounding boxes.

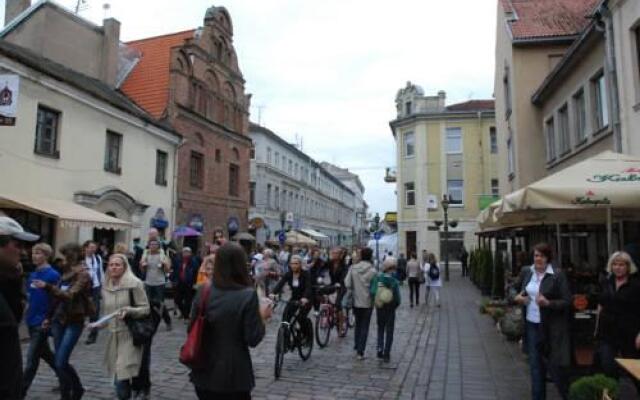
[1,0,497,216]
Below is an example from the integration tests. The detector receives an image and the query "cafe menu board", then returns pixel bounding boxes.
[0,74,19,126]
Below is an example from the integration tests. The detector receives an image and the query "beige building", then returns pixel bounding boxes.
[389,83,497,259]
[0,1,181,248]
[493,0,600,194]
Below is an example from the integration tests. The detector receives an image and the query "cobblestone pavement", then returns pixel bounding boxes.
[25,267,554,400]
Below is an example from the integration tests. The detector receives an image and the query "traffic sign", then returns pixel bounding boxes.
[373,231,382,240]
[278,231,286,244]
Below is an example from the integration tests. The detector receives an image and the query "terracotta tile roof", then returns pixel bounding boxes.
[500,0,599,40]
[446,100,495,112]
[120,30,195,118]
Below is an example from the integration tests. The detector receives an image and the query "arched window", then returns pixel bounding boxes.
[194,132,205,147]
[232,147,240,161]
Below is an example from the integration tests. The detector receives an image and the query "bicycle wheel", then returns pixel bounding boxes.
[346,307,355,328]
[297,318,313,360]
[315,308,331,348]
[337,310,348,338]
[274,325,286,379]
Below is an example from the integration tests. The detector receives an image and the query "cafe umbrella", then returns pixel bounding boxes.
[172,226,202,238]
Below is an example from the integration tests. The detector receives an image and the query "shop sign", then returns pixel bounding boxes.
[587,168,640,183]
[227,216,239,236]
[0,74,19,126]
[188,214,204,232]
[150,208,169,229]
[249,217,264,229]
[571,190,611,206]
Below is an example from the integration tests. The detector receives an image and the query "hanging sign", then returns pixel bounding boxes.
[0,74,19,126]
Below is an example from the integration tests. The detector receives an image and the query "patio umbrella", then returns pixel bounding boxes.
[285,230,317,246]
[173,226,202,238]
[233,232,256,241]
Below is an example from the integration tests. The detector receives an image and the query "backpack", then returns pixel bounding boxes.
[428,264,440,281]
[374,279,394,308]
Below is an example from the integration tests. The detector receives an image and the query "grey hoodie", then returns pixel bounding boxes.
[344,261,376,308]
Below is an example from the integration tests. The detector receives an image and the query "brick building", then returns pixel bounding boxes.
[121,6,252,246]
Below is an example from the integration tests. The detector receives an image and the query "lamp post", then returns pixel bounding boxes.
[373,212,381,270]
[441,194,450,282]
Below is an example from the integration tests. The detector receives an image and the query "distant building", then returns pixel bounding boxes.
[249,123,356,246]
[320,162,368,246]
[389,83,497,258]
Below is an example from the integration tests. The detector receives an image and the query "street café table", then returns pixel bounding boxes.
[616,358,640,381]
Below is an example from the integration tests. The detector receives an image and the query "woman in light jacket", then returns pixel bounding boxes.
[344,247,376,360]
[423,253,442,307]
[100,253,150,400]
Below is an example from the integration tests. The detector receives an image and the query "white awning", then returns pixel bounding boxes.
[298,228,329,240]
[0,193,131,230]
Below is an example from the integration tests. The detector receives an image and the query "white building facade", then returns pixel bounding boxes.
[249,123,356,246]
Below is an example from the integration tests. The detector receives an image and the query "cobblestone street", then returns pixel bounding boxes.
[25,267,550,400]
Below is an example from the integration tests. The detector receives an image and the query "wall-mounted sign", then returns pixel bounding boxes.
[227,216,239,237]
[0,74,19,126]
[188,214,204,232]
[150,208,169,229]
[426,195,438,210]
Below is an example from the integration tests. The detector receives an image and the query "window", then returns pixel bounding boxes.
[275,187,280,210]
[545,118,556,162]
[155,150,168,186]
[288,160,293,175]
[104,131,122,174]
[295,163,299,178]
[491,179,499,196]
[447,180,464,205]
[489,127,498,154]
[282,156,286,170]
[404,182,415,206]
[558,104,570,154]
[34,106,60,157]
[275,152,279,167]
[229,164,239,197]
[267,147,272,164]
[445,127,462,154]
[215,149,221,162]
[404,131,415,157]
[592,73,609,130]
[249,147,255,160]
[267,184,272,209]
[190,151,204,188]
[249,182,255,206]
[573,89,586,143]
[507,136,515,178]
[405,101,412,115]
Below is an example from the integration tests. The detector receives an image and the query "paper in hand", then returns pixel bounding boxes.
[87,311,118,329]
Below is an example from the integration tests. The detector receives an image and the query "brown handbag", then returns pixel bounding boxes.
[179,283,212,369]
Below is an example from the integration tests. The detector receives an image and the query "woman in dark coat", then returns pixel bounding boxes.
[513,243,572,400]
[188,243,271,400]
[596,251,640,388]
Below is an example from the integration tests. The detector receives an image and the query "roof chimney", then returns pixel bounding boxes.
[101,18,120,87]
[5,0,30,25]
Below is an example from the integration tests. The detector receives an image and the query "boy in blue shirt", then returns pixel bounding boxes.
[23,243,60,396]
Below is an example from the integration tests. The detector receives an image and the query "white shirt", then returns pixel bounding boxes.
[85,254,103,288]
[525,264,554,323]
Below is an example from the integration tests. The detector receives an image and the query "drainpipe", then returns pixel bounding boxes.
[172,138,187,234]
[597,2,623,152]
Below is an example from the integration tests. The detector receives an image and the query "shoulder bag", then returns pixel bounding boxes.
[124,289,155,347]
[180,283,212,369]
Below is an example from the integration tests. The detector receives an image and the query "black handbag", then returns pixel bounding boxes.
[124,289,155,347]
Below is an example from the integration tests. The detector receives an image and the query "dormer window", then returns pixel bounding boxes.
[405,101,412,115]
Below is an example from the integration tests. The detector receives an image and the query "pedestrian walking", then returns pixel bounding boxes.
[23,242,59,396]
[33,243,93,400]
[98,253,150,400]
[131,299,162,400]
[594,251,640,395]
[460,247,469,277]
[513,243,571,400]
[0,216,39,400]
[395,253,407,285]
[84,240,104,345]
[188,243,270,400]
[140,239,172,331]
[344,247,376,360]
[406,253,421,307]
[370,257,401,363]
[424,253,442,307]
[172,247,199,320]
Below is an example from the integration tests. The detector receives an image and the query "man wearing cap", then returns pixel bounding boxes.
[0,216,39,399]
[171,247,199,319]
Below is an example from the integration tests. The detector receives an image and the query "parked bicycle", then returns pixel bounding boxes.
[314,284,349,348]
[273,299,313,379]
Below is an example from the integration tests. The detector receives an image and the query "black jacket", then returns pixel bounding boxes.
[597,274,640,356]
[0,278,23,400]
[513,266,572,367]
[189,284,265,392]
[272,270,312,301]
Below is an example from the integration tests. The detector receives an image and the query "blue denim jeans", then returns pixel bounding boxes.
[353,307,372,356]
[51,322,83,400]
[22,325,56,394]
[376,306,396,356]
[525,321,569,400]
[145,284,171,325]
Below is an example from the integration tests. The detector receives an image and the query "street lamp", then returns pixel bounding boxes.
[373,212,381,269]
[441,194,451,282]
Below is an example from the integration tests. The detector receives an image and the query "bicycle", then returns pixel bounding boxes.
[314,284,349,348]
[273,299,313,379]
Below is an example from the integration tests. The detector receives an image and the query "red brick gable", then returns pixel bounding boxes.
[446,100,495,112]
[500,0,599,40]
[120,30,195,118]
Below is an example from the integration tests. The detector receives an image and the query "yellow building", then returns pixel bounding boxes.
[389,82,498,260]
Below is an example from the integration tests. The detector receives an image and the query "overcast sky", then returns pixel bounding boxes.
[1,0,497,216]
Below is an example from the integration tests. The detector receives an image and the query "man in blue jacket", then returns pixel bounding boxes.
[172,247,200,320]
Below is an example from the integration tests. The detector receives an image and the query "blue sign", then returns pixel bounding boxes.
[373,231,382,240]
[278,231,286,244]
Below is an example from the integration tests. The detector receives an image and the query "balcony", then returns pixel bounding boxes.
[384,167,397,183]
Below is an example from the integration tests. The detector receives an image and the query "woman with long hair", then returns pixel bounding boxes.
[188,243,271,399]
[424,253,442,307]
[33,244,92,400]
[99,254,150,399]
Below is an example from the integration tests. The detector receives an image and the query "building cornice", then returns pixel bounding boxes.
[389,110,496,134]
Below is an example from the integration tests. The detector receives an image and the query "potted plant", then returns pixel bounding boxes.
[569,374,618,400]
